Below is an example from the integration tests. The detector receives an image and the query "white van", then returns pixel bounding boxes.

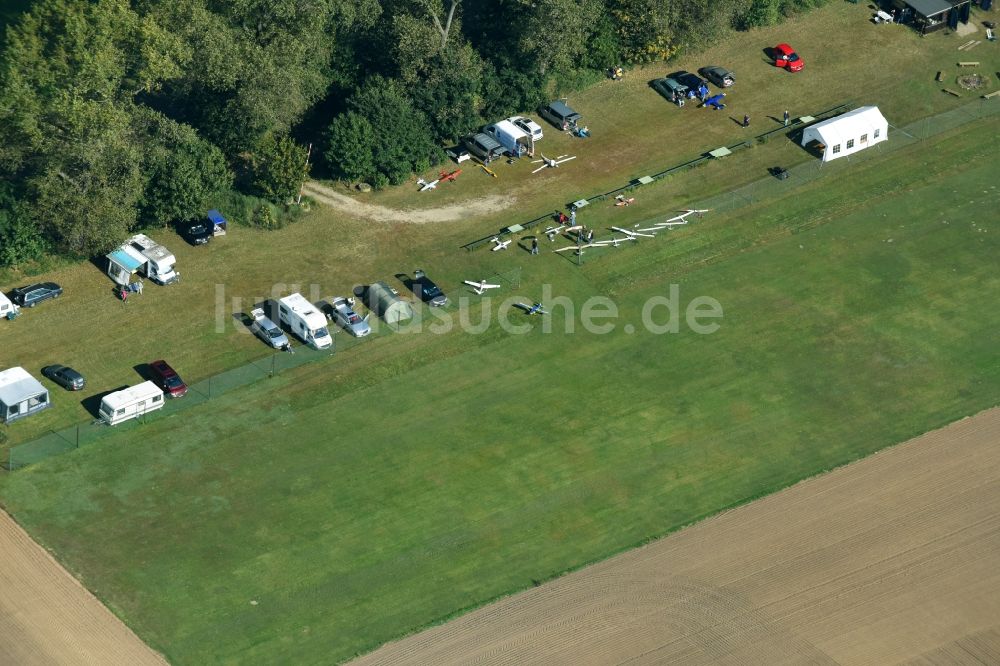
[99,381,165,426]
[278,293,333,350]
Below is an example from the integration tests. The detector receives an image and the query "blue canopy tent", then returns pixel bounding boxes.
[207,209,227,236]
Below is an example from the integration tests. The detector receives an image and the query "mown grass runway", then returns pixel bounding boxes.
[1,117,997,663]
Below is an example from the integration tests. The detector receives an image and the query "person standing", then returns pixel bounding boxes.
[531,237,539,255]
[570,209,576,226]
[783,110,790,127]
[743,114,750,128]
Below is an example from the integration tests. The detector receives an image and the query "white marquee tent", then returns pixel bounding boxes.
[801,106,888,162]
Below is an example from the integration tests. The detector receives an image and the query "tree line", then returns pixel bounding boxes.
[0,0,829,266]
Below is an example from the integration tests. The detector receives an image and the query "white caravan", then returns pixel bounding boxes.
[0,292,18,320]
[106,234,179,286]
[99,381,165,426]
[277,293,333,350]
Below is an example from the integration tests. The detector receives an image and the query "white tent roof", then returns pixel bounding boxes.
[802,106,887,148]
[0,367,47,405]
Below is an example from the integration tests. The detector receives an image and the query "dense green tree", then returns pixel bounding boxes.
[346,76,439,186]
[250,133,308,203]
[138,110,232,224]
[0,191,46,268]
[324,112,377,181]
[515,0,602,75]
[410,45,484,142]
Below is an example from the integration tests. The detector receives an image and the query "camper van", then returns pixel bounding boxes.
[277,293,333,350]
[106,234,179,286]
[98,381,165,426]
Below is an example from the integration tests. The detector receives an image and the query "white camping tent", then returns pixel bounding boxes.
[801,106,888,162]
[0,367,51,423]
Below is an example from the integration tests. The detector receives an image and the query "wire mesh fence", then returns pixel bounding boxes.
[605,98,1000,236]
[4,343,338,470]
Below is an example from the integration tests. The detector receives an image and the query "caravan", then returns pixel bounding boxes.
[0,292,18,320]
[98,381,165,425]
[278,293,333,350]
[106,234,179,286]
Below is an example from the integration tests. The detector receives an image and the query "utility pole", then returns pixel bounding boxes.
[296,142,313,205]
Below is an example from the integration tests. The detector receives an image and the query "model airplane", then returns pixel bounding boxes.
[416,177,439,191]
[651,220,689,229]
[531,154,577,174]
[440,168,461,182]
[514,302,549,315]
[543,225,566,238]
[614,195,636,207]
[610,226,655,239]
[490,237,512,251]
[591,236,636,247]
[463,279,501,295]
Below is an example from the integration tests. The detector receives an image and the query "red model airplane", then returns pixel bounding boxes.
[439,168,462,182]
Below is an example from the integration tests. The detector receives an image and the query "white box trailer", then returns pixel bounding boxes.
[278,293,333,350]
[484,120,532,157]
[106,234,179,286]
[99,381,165,425]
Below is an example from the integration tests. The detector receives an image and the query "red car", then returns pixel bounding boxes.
[773,43,803,72]
[148,359,188,398]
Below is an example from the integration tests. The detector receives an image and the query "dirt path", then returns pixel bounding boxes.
[302,181,515,223]
[0,510,167,666]
[352,408,1000,665]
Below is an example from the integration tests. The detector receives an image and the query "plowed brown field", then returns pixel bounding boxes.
[0,510,166,666]
[353,408,1000,666]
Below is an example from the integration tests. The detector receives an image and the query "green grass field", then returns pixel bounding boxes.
[1,3,999,663]
[1,117,997,663]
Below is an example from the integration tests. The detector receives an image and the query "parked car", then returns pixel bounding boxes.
[674,71,706,91]
[328,297,370,337]
[10,282,62,308]
[249,307,290,349]
[461,133,505,162]
[538,100,581,131]
[700,66,735,88]
[651,76,689,105]
[148,359,188,398]
[41,365,86,391]
[410,270,448,307]
[773,43,803,72]
[508,115,544,141]
[180,220,212,245]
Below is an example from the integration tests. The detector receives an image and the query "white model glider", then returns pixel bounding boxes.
[463,279,501,295]
[490,237,512,251]
[531,154,577,174]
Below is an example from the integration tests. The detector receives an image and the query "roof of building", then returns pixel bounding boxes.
[906,0,952,17]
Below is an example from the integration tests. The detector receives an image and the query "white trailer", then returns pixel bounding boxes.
[0,292,18,320]
[277,293,333,350]
[484,120,532,157]
[106,234,179,286]
[98,381,165,426]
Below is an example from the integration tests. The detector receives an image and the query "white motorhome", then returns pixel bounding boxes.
[106,234,179,286]
[277,293,333,350]
[0,292,18,320]
[483,119,532,157]
[99,381,165,426]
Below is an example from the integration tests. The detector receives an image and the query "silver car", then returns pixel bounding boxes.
[250,307,290,349]
[329,297,370,337]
